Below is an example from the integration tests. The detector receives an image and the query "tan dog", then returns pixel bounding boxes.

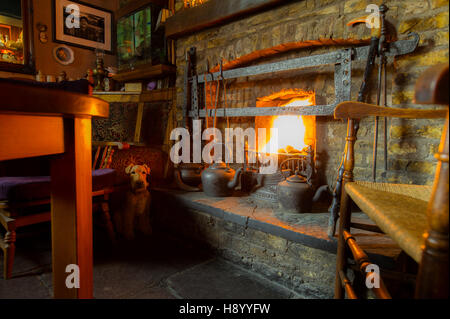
[114,164,152,240]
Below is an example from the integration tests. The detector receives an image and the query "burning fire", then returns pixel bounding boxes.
[258,96,315,154]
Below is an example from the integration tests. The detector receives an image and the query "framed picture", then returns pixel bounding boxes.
[52,0,113,53]
[0,0,35,74]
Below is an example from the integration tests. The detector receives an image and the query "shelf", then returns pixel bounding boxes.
[93,88,175,103]
[93,92,140,103]
[112,64,176,82]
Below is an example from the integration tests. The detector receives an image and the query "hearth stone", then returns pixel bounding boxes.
[153,187,401,298]
[249,171,285,207]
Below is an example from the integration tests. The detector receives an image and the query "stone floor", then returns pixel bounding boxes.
[0,223,300,299]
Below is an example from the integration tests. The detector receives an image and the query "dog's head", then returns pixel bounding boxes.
[125,164,151,193]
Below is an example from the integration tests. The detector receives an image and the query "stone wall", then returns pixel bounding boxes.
[154,203,337,298]
[173,0,449,186]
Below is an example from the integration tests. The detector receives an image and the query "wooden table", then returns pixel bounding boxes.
[0,81,109,299]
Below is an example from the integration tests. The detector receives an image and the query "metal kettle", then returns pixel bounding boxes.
[201,162,243,197]
[277,171,314,213]
[174,163,204,191]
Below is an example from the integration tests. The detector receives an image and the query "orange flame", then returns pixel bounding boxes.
[258,96,315,154]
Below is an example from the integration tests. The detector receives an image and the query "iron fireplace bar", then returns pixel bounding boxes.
[184,33,419,119]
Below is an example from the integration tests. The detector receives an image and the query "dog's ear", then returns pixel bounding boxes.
[125,164,134,174]
[143,164,151,175]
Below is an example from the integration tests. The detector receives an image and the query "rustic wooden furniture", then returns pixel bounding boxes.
[334,63,448,299]
[111,64,176,83]
[0,170,117,280]
[0,80,109,298]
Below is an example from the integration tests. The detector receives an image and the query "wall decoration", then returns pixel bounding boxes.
[116,2,167,72]
[0,0,35,74]
[53,0,113,53]
[53,44,74,65]
[36,22,48,43]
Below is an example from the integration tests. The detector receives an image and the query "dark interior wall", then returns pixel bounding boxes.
[0,0,119,80]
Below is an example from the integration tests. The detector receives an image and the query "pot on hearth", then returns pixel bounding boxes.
[174,163,204,191]
[277,171,314,213]
[201,162,243,197]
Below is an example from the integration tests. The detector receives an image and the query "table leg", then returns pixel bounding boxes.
[51,117,93,299]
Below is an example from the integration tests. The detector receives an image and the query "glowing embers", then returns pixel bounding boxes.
[256,90,316,155]
[184,0,209,8]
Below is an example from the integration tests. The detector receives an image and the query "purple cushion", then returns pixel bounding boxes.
[0,169,116,202]
[0,176,50,202]
[92,168,116,192]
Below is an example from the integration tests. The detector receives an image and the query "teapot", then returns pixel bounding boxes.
[201,162,243,197]
[277,171,314,213]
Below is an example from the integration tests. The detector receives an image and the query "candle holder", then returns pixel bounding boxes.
[93,49,106,91]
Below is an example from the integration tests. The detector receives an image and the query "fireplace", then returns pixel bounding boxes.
[170,0,446,188]
[157,0,448,297]
[255,89,316,155]
[249,89,318,206]
[179,27,418,206]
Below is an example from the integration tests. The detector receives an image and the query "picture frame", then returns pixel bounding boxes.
[52,0,113,54]
[0,0,35,74]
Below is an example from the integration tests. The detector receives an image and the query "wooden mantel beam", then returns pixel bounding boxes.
[165,0,288,39]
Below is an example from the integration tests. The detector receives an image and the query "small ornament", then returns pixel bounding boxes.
[35,70,45,82]
[53,45,74,65]
[36,23,48,44]
[57,71,67,82]
[92,49,106,91]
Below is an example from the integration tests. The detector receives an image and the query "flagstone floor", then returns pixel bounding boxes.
[0,223,299,299]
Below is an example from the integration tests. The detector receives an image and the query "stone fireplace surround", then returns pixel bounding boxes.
[173,0,448,186]
[152,0,448,298]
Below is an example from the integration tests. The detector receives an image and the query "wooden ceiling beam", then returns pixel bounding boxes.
[165,0,288,39]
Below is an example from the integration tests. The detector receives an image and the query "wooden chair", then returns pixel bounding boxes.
[334,63,448,299]
[0,170,117,279]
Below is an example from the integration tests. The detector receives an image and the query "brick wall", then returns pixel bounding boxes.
[154,203,337,298]
[173,0,449,186]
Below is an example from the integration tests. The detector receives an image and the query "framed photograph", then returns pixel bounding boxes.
[53,0,113,53]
